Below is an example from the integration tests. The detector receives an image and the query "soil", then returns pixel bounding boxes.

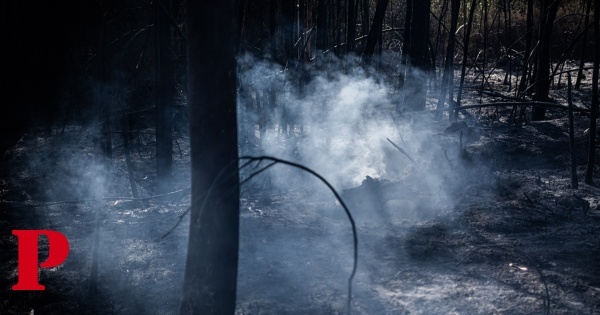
[1,69,600,314]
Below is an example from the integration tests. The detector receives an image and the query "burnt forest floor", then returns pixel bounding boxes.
[1,65,600,314]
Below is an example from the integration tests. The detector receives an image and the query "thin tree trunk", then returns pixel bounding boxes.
[180,0,240,313]
[576,0,592,89]
[480,0,489,95]
[317,0,328,52]
[436,0,460,119]
[347,0,357,53]
[532,0,561,121]
[518,0,534,93]
[398,0,413,89]
[567,73,578,189]
[584,0,599,184]
[335,0,342,55]
[433,0,449,81]
[454,0,478,120]
[101,16,112,158]
[155,0,175,195]
[502,0,512,90]
[362,0,370,36]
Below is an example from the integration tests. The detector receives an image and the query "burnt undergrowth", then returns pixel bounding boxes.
[1,67,600,314]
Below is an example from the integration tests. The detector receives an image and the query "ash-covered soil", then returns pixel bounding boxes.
[1,94,600,314]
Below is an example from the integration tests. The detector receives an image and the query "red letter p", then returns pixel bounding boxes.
[12,230,70,290]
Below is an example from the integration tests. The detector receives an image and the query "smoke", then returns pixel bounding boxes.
[236,53,473,205]
[239,54,399,189]
[3,49,494,314]
[235,53,492,313]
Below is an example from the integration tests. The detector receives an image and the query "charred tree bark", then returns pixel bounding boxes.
[480,0,489,93]
[362,0,370,36]
[335,0,343,55]
[502,0,513,90]
[402,0,431,111]
[399,0,413,89]
[316,0,328,52]
[518,0,534,93]
[269,0,278,59]
[180,0,240,313]
[436,0,460,118]
[100,16,113,159]
[432,0,449,80]
[455,0,478,119]
[347,0,357,53]
[567,73,578,189]
[585,0,599,184]
[576,0,592,90]
[362,0,389,61]
[282,0,297,64]
[532,0,560,121]
[155,0,175,195]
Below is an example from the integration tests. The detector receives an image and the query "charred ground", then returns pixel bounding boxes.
[1,68,599,314]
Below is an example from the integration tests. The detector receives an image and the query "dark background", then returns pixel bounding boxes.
[1,1,114,154]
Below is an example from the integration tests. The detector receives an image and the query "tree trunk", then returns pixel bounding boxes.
[316,0,328,52]
[567,73,578,189]
[433,0,449,81]
[576,0,592,90]
[532,0,560,121]
[362,0,370,36]
[585,0,599,184]
[455,0,478,120]
[518,0,534,93]
[398,0,413,89]
[436,0,460,117]
[269,0,278,59]
[100,16,113,158]
[155,0,175,195]
[347,0,357,53]
[362,0,389,61]
[502,0,513,90]
[335,0,342,55]
[402,0,431,111]
[480,0,489,94]
[180,0,240,313]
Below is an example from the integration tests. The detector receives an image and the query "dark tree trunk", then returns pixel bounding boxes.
[576,0,592,89]
[335,0,342,55]
[282,0,296,65]
[585,0,599,184]
[432,0,449,81]
[567,73,578,189]
[518,0,534,93]
[100,16,113,158]
[269,0,278,58]
[347,0,357,53]
[502,0,513,89]
[455,0,478,118]
[436,0,460,117]
[480,0,489,93]
[403,0,431,111]
[268,0,279,135]
[398,0,413,89]
[362,0,370,36]
[235,0,247,53]
[409,0,431,75]
[180,0,240,313]
[155,0,175,194]
[362,0,389,61]
[316,0,328,51]
[532,0,560,121]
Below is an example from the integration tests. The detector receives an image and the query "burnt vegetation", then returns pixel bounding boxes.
[1,0,600,314]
